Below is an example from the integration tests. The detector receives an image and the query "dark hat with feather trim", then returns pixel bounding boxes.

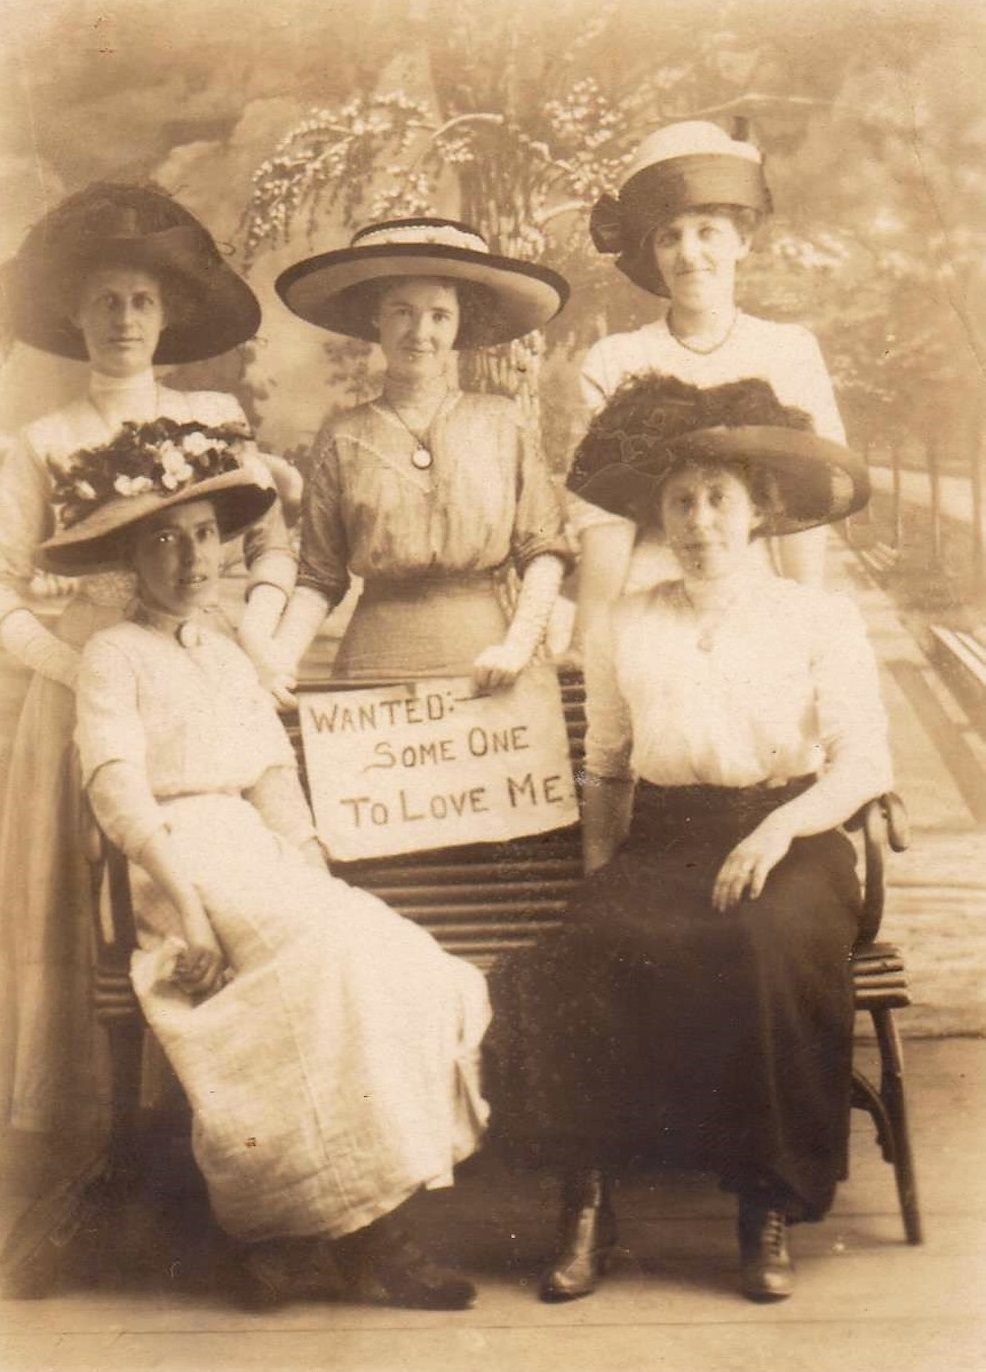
[567,374,869,535]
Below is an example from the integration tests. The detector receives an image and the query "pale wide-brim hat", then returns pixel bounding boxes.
[589,120,772,297]
[37,420,277,575]
[567,374,869,536]
[2,182,261,364]
[275,217,569,348]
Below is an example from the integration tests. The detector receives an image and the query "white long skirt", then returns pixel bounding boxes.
[129,793,490,1243]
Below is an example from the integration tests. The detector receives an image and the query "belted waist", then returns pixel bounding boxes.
[359,569,502,602]
[631,776,815,836]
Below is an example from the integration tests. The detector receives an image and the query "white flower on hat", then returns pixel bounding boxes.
[158,441,194,490]
[113,474,155,497]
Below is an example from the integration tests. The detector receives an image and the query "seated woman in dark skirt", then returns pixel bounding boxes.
[486,374,892,1305]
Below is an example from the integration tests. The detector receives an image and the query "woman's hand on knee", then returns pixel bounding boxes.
[713,816,794,913]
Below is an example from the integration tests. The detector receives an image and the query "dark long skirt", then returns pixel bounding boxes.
[485,780,863,1221]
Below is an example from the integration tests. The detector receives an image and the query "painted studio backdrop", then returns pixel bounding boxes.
[2,0,985,1035]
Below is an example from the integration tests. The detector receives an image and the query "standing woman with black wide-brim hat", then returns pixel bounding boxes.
[0,183,297,1152]
[265,218,572,694]
[570,120,847,651]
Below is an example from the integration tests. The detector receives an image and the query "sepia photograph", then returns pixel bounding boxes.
[0,0,984,1367]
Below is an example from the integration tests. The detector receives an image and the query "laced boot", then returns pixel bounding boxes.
[334,1211,476,1311]
[539,1168,617,1303]
[738,1197,794,1302]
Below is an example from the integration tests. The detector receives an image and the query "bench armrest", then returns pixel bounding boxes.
[845,791,910,945]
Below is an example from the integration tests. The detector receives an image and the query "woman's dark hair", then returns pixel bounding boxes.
[650,202,762,246]
[69,261,196,329]
[642,456,785,535]
[365,274,504,347]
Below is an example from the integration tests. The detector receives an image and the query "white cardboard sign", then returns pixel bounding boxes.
[299,667,578,861]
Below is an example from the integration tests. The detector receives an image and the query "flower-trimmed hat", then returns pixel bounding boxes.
[567,374,869,535]
[37,418,277,575]
[590,121,772,297]
[275,217,569,348]
[2,183,261,363]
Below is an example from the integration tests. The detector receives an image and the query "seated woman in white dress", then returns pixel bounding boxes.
[37,427,490,1311]
[486,374,891,1306]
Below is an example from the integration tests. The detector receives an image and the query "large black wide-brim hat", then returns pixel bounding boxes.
[276,218,569,349]
[567,374,869,536]
[2,183,260,364]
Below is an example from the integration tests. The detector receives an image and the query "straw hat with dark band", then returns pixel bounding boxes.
[275,218,569,348]
[37,419,276,575]
[567,374,869,536]
[590,121,772,297]
[2,183,260,364]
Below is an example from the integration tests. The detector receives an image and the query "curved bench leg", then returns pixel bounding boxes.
[871,1006,923,1244]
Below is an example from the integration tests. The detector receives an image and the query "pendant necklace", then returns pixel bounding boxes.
[678,582,741,653]
[667,308,739,357]
[385,395,444,471]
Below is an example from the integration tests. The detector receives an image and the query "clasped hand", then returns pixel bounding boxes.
[712,813,795,913]
[472,641,530,692]
[174,891,227,996]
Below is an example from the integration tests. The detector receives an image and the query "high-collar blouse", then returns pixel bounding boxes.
[297,389,570,608]
[584,574,892,797]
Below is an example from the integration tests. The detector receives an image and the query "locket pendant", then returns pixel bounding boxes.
[411,446,433,471]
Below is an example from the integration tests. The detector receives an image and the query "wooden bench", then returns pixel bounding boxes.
[929,624,986,730]
[1,670,921,1297]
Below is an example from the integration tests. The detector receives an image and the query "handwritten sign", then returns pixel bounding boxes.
[299,666,578,861]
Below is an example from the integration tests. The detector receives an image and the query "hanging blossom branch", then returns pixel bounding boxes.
[242,79,629,263]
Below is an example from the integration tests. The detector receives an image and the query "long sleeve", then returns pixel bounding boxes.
[787,328,845,444]
[76,638,168,856]
[0,433,54,623]
[296,427,352,608]
[582,604,634,781]
[810,592,893,806]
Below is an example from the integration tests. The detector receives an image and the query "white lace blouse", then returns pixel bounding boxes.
[584,574,893,799]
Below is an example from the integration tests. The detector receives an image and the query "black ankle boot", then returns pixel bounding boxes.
[335,1211,476,1311]
[539,1168,617,1303]
[738,1197,794,1302]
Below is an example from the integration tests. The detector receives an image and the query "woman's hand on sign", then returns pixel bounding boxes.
[300,837,331,871]
[245,637,299,711]
[472,641,529,693]
[712,813,795,913]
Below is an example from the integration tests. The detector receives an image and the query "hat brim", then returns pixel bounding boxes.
[275,244,568,348]
[573,425,870,536]
[37,470,276,576]
[4,226,260,364]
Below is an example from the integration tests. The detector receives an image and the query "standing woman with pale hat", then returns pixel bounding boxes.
[0,183,295,1148]
[266,218,571,693]
[571,120,846,646]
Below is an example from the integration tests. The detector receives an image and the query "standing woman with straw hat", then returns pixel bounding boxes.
[571,120,846,648]
[0,183,296,1150]
[265,218,571,695]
